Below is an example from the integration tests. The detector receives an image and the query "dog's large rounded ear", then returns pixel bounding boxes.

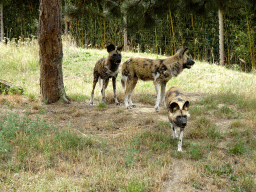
[169,102,179,113]
[107,44,115,52]
[177,47,188,58]
[117,45,123,52]
[183,101,190,111]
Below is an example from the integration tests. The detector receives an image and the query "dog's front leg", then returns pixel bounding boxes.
[171,123,178,139]
[112,77,120,105]
[89,75,98,105]
[177,128,185,152]
[154,83,161,112]
[101,79,108,103]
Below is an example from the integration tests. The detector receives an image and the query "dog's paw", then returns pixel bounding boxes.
[155,106,160,112]
[131,104,136,108]
[126,105,133,109]
[116,102,121,106]
[89,101,93,105]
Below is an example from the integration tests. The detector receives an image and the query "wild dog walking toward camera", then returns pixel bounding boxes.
[121,47,194,112]
[89,44,123,105]
[165,87,190,152]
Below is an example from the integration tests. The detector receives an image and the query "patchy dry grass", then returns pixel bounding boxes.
[0,37,256,191]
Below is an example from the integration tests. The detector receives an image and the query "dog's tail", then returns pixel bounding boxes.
[121,75,127,89]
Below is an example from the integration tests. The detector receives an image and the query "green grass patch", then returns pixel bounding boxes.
[186,116,221,140]
[189,105,207,117]
[138,94,155,105]
[122,179,147,192]
[97,102,108,110]
[0,112,94,172]
[205,163,233,177]
[187,144,204,160]
[68,94,90,101]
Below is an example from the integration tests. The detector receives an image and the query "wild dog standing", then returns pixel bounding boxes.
[165,87,190,152]
[121,47,194,112]
[89,44,123,105]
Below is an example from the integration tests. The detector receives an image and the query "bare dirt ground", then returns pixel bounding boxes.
[0,92,209,191]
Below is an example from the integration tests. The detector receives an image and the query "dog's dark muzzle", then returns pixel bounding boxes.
[184,59,195,69]
[174,116,187,128]
[111,58,121,65]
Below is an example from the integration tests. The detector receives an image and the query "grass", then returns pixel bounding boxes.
[0,36,256,191]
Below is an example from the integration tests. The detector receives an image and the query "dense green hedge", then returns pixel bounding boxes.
[69,10,254,71]
[2,1,255,71]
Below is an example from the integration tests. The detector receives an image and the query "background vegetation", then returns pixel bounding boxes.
[1,0,256,71]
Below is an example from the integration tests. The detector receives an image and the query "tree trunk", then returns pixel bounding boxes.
[218,9,224,66]
[38,0,70,104]
[123,16,127,52]
[0,3,4,42]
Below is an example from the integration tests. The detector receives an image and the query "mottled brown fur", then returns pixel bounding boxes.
[165,87,190,152]
[89,44,123,105]
[121,47,194,111]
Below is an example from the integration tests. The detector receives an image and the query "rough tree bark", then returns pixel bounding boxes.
[38,0,70,104]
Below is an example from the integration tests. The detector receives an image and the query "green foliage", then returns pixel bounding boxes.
[3,0,39,40]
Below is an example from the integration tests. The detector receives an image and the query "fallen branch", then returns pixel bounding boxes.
[0,79,23,95]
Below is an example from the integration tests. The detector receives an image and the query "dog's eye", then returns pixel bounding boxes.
[177,115,187,119]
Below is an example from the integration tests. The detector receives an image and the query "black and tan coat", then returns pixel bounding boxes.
[89,44,123,105]
[121,47,194,111]
[165,87,190,152]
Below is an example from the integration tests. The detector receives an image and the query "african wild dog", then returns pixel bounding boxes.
[89,44,123,105]
[121,47,194,111]
[165,87,190,152]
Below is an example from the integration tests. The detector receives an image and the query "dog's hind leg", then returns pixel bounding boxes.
[98,77,103,90]
[112,76,120,105]
[89,75,99,105]
[177,128,185,152]
[128,77,138,108]
[124,77,138,109]
[160,83,167,107]
[101,78,109,103]
[121,75,127,89]
[154,82,161,112]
